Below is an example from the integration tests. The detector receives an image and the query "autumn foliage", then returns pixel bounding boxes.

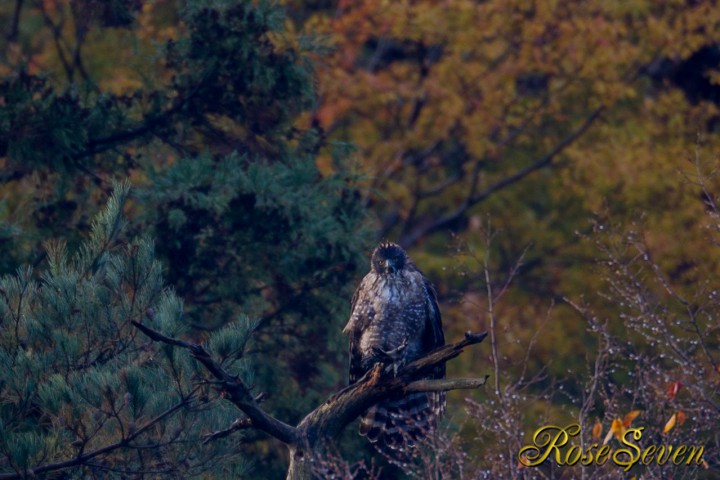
[2,0,720,478]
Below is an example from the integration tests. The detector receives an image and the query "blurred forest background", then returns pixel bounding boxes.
[1,0,719,478]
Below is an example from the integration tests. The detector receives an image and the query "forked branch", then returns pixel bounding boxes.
[132,322,488,479]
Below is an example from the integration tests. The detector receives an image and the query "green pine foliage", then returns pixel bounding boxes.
[142,149,370,477]
[0,182,253,477]
[1,0,373,476]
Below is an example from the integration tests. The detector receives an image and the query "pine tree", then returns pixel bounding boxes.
[1,1,372,476]
[0,181,487,479]
[0,182,252,477]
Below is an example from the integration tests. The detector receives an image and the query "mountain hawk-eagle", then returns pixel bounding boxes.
[343,242,445,452]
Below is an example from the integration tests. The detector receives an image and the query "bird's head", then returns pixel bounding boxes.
[371,242,407,275]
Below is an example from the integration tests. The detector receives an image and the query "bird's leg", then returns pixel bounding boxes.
[372,336,409,377]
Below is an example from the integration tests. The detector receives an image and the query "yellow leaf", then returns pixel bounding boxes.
[611,418,625,439]
[604,418,624,444]
[663,413,677,434]
[592,420,602,440]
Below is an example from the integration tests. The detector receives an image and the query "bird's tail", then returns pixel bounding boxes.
[359,391,445,454]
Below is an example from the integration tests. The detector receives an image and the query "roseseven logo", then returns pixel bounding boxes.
[519,424,705,471]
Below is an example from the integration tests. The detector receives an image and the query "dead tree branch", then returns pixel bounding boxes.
[131,322,488,479]
[131,321,298,445]
[406,377,489,393]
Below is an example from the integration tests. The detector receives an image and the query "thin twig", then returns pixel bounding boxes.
[482,228,501,398]
[202,418,254,445]
[0,393,195,480]
[7,0,23,42]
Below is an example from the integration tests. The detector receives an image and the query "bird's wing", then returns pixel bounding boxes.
[422,277,447,419]
[346,283,369,384]
[422,277,445,378]
[342,285,361,334]
[348,330,364,385]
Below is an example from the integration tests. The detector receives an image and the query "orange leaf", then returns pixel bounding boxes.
[518,452,532,469]
[592,420,602,440]
[623,410,641,428]
[677,410,686,427]
[663,413,677,434]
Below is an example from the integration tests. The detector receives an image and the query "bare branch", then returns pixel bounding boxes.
[131,321,487,480]
[131,321,299,445]
[131,321,196,350]
[399,331,488,377]
[417,172,463,199]
[297,330,488,445]
[400,107,604,247]
[202,418,254,445]
[7,0,23,42]
[405,376,489,393]
[37,2,74,83]
[133,320,486,448]
[484,247,501,398]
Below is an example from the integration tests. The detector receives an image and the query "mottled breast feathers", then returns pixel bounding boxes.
[343,242,445,453]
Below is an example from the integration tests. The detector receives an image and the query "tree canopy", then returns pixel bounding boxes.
[1,0,719,478]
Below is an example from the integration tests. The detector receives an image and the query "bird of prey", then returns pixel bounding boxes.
[343,241,445,452]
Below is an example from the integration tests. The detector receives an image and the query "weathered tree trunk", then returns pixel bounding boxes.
[286,445,310,480]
